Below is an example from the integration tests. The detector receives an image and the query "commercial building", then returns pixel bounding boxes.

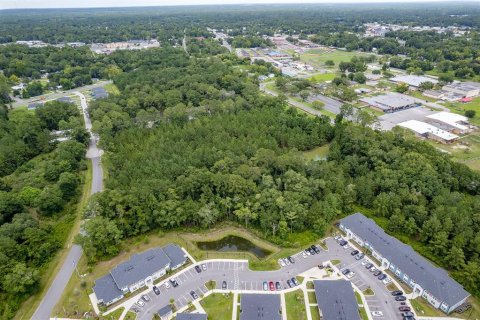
[240,294,281,320]
[426,112,472,134]
[390,75,438,89]
[339,213,470,314]
[398,120,459,143]
[443,82,480,98]
[313,280,361,320]
[93,244,187,306]
[176,313,208,320]
[360,93,420,113]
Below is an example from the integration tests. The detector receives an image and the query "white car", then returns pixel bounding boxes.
[334,235,341,240]
[383,278,392,285]
[305,250,311,256]
[346,272,356,279]
[361,260,369,266]
[164,282,171,289]
[371,311,383,317]
[202,263,207,271]
[278,259,286,267]
[284,258,291,266]
[343,244,350,249]
[136,299,145,307]
[302,252,307,258]
[370,267,377,272]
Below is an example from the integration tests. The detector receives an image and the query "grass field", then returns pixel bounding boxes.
[286,290,307,320]
[300,49,370,68]
[430,132,480,171]
[310,306,320,320]
[410,298,445,317]
[200,293,233,320]
[303,144,330,161]
[407,90,439,103]
[307,73,336,83]
[443,97,480,126]
[104,83,120,95]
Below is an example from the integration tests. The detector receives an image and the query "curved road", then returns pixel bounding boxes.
[31,92,103,320]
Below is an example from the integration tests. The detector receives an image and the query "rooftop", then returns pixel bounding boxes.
[92,274,124,304]
[340,213,470,306]
[361,93,418,110]
[162,244,187,267]
[240,294,281,320]
[158,304,173,317]
[390,75,438,87]
[314,280,361,320]
[176,313,208,320]
[399,120,458,141]
[426,112,469,131]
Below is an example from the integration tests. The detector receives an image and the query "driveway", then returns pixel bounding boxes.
[131,238,406,320]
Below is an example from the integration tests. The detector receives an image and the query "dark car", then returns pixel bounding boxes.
[287,279,293,288]
[311,245,320,253]
[351,250,359,256]
[391,290,403,296]
[378,274,387,280]
[373,270,382,276]
[269,281,275,291]
[288,256,295,264]
[339,240,347,246]
[318,264,324,269]
[222,281,227,289]
[170,278,179,287]
[402,312,415,317]
[399,306,411,312]
[195,265,202,273]
[190,290,198,299]
[275,281,281,290]
[395,296,407,301]
[309,248,316,255]
[400,302,406,306]
[152,286,160,295]
[403,317,415,320]
[342,268,350,275]
[291,278,299,286]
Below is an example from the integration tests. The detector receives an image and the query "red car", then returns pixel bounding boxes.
[269,281,275,291]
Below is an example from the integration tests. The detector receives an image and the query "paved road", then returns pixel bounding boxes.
[32,91,104,320]
[308,93,343,115]
[134,238,404,320]
[11,80,112,108]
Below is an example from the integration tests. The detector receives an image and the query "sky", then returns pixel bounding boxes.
[0,0,458,10]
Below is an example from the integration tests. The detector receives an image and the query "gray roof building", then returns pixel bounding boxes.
[360,93,419,113]
[28,102,43,110]
[240,294,281,320]
[111,247,171,289]
[92,274,124,305]
[176,313,208,320]
[340,213,470,308]
[313,280,360,320]
[91,87,109,99]
[158,305,173,319]
[163,244,187,268]
[56,96,73,104]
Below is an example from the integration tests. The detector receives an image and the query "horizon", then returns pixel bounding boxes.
[0,0,470,10]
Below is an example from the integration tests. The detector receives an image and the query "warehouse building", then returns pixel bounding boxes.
[314,280,361,320]
[360,93,420,113]
[443,82,480,98]
[339,213,470,314]
[426,112,473,134]
[390,75,438,89]
[398,120,459,143]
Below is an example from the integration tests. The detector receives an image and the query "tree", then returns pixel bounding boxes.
[395,83,409,93]
[446,246,465,269]
[22,82,43,98]
[2,263,39,294]
[299,90,309,101]
[77,216,122,260]
[275,77,288,90]
[353,72,366,84]
[325,60,335,67]
[465,110,476,118]
[58,172,80,199]
[311,100,324,111]
[419,81,434,90]
[36,185,64,215]
[234,206,257,229]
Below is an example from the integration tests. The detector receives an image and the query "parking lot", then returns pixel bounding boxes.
[130,238,411,320]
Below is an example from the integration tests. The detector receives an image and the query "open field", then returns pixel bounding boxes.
[285,290,307,320]
[200,293,233,320]
[300,49,371,68]
[443,97,480,126]
[430,132,480,171]
[303,144,330,161]
[307,73,336,83]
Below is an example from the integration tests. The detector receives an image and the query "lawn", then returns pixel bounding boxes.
[410,297,445,317]
[429,132,480,171]
[104,83,120,95]
[363,288,374,296]
[303,144,330,161]
[300,49,371,68]
[307,291,317,304]
[359,306,369,320]
[285,290,307,320]
[100,307,124,320]
[200,293,233,320]
[310,306,320,320]
[307,73,336,83]
[443,97,480,126]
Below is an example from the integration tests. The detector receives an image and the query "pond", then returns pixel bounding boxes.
[196,235,272,259]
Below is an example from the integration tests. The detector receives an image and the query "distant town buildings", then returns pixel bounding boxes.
[364,23,470,38]
[90,39,160,54]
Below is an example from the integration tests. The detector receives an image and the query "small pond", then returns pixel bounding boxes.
[196,235,272,259]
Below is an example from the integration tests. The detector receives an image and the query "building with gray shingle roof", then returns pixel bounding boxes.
[158,304,173,320]
[176,313,207,320]
[56,96,73,104]
[163,244,187,270]
[313,280,360,320]
[93,244,188,306]
[339,213,470,314]
[240,294,281,320]
[91,87,109,100]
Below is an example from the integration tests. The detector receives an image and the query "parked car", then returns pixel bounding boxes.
[355,253,365,260]
[287,279,293,288]
[346,272,356,279]
[141,294,150,302]
[382,278,392,285]
[361,260,369,266]
[302,251,307,258]
[284,258,291,266]
[395,296,407,301]
[339,240,347,246]
[403,317,415,320]
[275,281,281,290]
[222,281,227,289]
[369,266,377,272]
[402,312,415,317]
[378,274,387,280]
[373,270,382,276]
[190,290,199,299]
[308,248,316,255]
[311,245,320,253]
[263,281,268,291]
[342,268,350,275]
[343,244,350,249]
[202,264,207,271]
[170,278,179,287]
[153,285,160,295]
[278,259,286,267]
[288,256,295,264]
[164,281,171,289]
[371,311,383,317]
[318,264,324,269]
[365,263,373,269]
[334,235,341,241]
[291,278,299,286]
[351,250,359,255]
[195,265,202,273]
[399,306,411,312]
[136,300,145,307]
[391,290,404,296]
[269,281,275,291]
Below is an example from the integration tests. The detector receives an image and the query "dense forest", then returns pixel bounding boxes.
[0,100,88,318]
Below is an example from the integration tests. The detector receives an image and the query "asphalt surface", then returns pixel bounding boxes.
[134,238,404,320]
[32,91,104,320]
